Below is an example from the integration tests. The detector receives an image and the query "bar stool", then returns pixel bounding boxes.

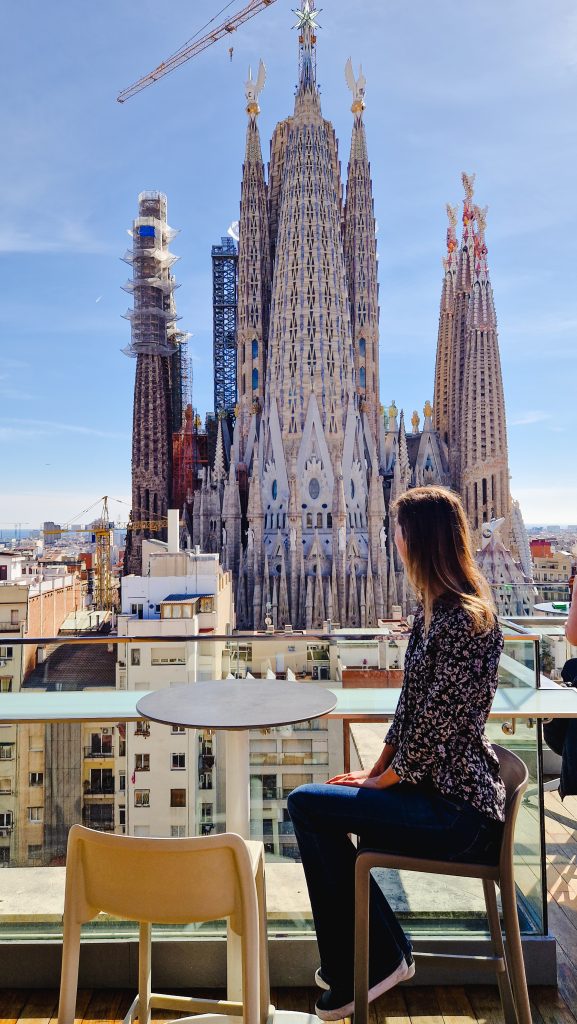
[58,825,274,1024]
[354,745,531,1024]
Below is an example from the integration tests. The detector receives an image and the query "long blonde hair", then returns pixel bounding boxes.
[392,486,496,633]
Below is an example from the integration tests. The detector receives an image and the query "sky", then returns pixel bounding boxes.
[0,0,576,529]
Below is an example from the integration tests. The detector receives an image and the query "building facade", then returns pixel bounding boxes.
[125,2,532,624]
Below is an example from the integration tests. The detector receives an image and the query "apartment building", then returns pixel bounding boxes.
[116,513,234,840]
[0,557,86,866]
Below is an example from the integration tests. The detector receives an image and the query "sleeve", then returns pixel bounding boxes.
[390,613,502,785]
[384,686,405,747]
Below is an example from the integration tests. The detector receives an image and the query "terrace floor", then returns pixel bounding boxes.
[3,790,576,1024]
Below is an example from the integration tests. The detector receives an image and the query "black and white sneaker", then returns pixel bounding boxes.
[314,952,415,991]
[314,958,410,1021]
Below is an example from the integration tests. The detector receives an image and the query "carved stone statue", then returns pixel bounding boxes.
[411,410,420,434]
[245,60,266,117]
[462,171,476,202]
[474,204,488,239]
[481,517,505,549]
[423,399,433,420]
[446,203,458,232]
[345,58,366,114]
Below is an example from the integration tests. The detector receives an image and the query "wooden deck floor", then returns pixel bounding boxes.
[2,791,575,1024]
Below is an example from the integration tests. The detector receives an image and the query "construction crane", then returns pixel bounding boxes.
[117,0,277,103]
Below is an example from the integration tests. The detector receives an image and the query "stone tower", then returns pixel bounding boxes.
[122,191,181,574]
[343,59,381,442]
[460,203,511,537]
[225,2,387,629]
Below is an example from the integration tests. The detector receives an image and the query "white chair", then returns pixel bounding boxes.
[58,825,274,1024]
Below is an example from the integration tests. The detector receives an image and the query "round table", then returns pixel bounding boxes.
[136,678,336,1008]
[136,679,337,834]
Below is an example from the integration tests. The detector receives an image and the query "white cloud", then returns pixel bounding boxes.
[1,418,129,440]
[510,411,552,426]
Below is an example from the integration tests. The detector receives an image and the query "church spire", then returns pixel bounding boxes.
[447,172,477,489]
[343,59,380,440]
[294,2,320,99]
[433,203,458,446]
[237,61,271,429]
[460,204,511,537]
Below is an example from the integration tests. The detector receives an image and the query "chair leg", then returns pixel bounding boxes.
[354,855,371,1024]
[482,879,517,1024]
[138,922,152,1024]
[58,918,82,1024]
[500,871,532,1024]
[255,849,274,1024]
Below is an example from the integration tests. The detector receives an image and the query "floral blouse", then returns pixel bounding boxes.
[385,601,506,822]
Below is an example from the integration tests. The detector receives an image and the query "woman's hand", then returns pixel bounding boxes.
[327,769,369,785]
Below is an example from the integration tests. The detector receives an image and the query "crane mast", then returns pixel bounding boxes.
[117,0,277,103]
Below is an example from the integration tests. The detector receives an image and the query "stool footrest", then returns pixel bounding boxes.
[413,951,506,973]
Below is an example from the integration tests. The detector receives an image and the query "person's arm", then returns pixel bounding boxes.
[566,594,577,646]
[327,742,396,785]
[390,613,502,786]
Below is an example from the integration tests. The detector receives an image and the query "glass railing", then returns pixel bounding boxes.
[0,625,550,951]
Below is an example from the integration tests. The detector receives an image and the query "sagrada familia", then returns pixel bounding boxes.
[124,2,535,626]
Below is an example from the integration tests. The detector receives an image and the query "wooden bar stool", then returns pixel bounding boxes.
[354,744,531,1024]
[58,825,274,1024]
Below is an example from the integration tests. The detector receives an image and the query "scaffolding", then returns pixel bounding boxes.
[212,236,238,418]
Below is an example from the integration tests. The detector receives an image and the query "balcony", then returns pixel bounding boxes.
[0,626,574,1000]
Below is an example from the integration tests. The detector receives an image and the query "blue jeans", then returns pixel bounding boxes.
[287,781,503,989]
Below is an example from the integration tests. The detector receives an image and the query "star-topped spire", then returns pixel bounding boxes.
[294,1,320,94]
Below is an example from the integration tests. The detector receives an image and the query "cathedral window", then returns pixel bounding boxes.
[308,478,320,500]
[327,513,332,528]
[252,368,259,391]
[306,513,313,529]
[350,480,355,499]
[359,337,366,357]
[317,513,323,528]
[252,339,258,360]
[359,367,366,389]
[272,479,278,501]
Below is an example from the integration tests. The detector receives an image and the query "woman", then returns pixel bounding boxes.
[287,486,506,1021]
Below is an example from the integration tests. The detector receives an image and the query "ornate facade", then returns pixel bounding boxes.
[128,3,533,622]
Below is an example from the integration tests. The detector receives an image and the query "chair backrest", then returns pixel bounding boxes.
[492,744,529,875]
[64,825,255,927]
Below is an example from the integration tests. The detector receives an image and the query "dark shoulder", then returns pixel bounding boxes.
[430,601,503,652]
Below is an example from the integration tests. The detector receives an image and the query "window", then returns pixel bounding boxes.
[252,338,258,359]
[131,603,144,620]
[0,744,14,760]
[119,772,126,792]
[308,478,320,500]
[306,513,313,528]
[135,722,150,737]
[0,812,13,828]
[119,806,126,826]
[28,845,42,861]
[170,788,186,807]
[135,753,150,772]
[0,778,10,794]
[10,610,18,626]
[171,725,186,734]
[28,807,43,823]
[0,647,13,659]
[0,678,12,693]
[272,479,278,501]
[171,825,186,837]
[171,753,186,770]
[359,366,366,389]
[29,772,43,787]
[359,337,366,357]
[252,367,259,391]
[201,802,213,822]
[131,648,141,666]
[134,790,150,807]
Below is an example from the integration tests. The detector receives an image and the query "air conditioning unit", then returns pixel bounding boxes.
[102,728,111,735]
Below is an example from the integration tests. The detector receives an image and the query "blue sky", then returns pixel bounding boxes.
[1,0,576,528]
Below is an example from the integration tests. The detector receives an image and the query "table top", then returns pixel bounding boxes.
[135,678,337,730]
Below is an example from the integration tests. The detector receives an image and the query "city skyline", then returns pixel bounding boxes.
[1,0,576,525]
